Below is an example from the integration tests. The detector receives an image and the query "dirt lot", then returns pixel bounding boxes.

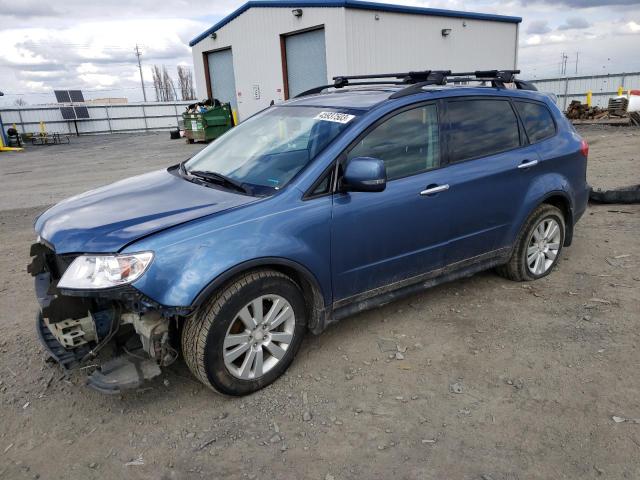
[0,127,638,480]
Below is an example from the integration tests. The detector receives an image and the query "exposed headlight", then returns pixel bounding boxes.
[58,252,154,290]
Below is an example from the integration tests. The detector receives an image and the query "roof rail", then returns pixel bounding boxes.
[295,69,536,99]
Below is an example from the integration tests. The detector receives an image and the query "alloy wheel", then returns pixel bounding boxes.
[526,217,561,275]
[222,295,295,380]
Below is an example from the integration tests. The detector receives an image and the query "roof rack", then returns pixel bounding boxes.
[295,69,536,99]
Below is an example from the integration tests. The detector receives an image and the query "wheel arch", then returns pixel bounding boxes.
[514,188,574,249]
[190,257,329,334]
[539,191,574,246]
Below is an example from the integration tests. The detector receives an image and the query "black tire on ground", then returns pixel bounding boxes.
[181,269,307,396]
[496,204,566,282]
[589,184,640,204]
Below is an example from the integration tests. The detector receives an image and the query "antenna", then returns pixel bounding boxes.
[135,44,148,102]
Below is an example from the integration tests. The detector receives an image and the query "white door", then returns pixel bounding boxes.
[285,28,327,98]
[207,48,238,110]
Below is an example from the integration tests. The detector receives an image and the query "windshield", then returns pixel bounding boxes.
[184,106,358,195]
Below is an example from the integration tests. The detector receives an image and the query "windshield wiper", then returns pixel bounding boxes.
[188,170,250,195]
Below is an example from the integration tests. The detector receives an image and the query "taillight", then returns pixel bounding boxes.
[580,139,589,158]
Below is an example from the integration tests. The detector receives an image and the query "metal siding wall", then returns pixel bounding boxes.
[190,7,517,120]
[532,73,640,109]
[0,110,22,124]
[191,7,348,120]
[0,102,191,135]
[344,9,517,74]
[285,28,328,97]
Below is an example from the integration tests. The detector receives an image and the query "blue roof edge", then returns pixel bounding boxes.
[189,0,522,47]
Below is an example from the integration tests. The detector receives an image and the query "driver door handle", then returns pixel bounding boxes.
[420,184,450,196]
[517,159,538,169]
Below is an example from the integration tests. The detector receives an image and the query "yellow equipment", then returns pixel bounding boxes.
[0,91,23,151]
[0,132,23,152]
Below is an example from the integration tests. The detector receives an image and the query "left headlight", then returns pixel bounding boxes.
[57,252,154,290]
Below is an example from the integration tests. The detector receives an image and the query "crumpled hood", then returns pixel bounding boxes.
[35,168,256,254]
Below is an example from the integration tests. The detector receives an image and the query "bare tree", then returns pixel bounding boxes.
[152,65,163,101]
[162,66,176,101]
[177,66,196,101]
[13,98,27,106]
[151,65,176,101]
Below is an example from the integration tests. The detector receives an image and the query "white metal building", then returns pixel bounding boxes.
[190,0,521,121]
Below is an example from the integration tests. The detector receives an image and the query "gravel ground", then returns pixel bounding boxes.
[0,127,638,480]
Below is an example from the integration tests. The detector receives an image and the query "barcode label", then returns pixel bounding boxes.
[314,111,355,124]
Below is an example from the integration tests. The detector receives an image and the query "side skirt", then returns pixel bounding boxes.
[322,247,511,331]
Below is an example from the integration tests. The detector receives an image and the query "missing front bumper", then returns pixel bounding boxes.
[37,311,164,394]
[36,311,90,370]
[86,355,162,395]
[30,241,180,393]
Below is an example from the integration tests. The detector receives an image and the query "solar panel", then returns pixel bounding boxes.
[55,90,71,103]
[60,106,76,120]
[74,106,89,119]
[69,90,85,103]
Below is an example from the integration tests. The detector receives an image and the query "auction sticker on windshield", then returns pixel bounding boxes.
[314,111,355,124]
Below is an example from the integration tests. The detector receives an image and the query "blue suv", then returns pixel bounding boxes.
[28,70,589,395]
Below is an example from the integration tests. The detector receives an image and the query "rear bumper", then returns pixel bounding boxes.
[573,183,590,226]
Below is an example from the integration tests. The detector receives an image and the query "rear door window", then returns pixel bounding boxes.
[514,101,556,143]
[447,99,520,163]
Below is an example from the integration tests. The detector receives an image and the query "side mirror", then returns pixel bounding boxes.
[342,157,387,192]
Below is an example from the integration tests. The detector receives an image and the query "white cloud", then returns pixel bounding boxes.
[548,33,568,42]
[526,34,543,45]
[77,63,99,74]
[0,17,208,105]
[78,73,118,87]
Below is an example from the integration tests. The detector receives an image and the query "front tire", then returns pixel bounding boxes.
[497,204,566,281]
[181,270,306,395]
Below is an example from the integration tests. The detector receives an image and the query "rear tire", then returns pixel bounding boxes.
[496,204,565,282]
[181,270,306,395]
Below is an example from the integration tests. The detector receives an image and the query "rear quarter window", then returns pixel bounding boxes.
[514,101,556,143]
[447,99,520,163]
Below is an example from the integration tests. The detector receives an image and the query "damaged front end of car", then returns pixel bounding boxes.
[28,240,187,394]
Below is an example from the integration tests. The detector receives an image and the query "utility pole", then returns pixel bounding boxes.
[575,52,579,75]
[134,44,148,102]
[560,53,569,112]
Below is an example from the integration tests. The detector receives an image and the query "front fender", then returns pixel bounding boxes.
[127,194,333,308]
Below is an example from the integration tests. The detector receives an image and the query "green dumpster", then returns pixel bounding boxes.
[183,103,234,143]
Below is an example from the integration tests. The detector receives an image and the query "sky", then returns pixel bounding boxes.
[1,0,639,106]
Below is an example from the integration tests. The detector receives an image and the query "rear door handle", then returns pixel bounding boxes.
[517,159,538,169]
[420,184,450,196]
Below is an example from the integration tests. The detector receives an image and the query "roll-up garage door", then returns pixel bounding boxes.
[207,48,238,110]
[285,28,327,98]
